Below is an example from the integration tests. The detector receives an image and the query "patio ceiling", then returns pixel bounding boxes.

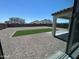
[52,7,73,19]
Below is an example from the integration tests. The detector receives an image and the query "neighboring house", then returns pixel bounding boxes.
[40,19,52,24]
[31,19,52,24]
[5,17,25,24]
[31,20,40,24]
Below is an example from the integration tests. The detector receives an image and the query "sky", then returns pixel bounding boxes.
[0,0,74,23]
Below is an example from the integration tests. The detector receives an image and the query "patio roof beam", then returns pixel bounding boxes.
[52,7,73,19]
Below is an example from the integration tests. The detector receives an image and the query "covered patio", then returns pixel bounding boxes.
[52,7,73,42]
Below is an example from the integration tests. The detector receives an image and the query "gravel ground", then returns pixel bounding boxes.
[0,26,66,59]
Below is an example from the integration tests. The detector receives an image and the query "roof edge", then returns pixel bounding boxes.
[51,7,73,16]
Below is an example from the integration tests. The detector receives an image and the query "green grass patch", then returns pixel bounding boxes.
[13,28,52,37]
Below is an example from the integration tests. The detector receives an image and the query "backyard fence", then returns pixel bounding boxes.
[7,24,52,27]
[56,23,69,28]
[0,23,52,30]
[0,23,7,30]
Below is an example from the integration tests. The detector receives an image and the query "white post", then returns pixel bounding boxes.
[52,16,57,36]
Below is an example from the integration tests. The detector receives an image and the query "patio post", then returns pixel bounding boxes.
[52,16,57,36]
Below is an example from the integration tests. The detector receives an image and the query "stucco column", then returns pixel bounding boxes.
[67,19,71,32]
[52,16,57,36]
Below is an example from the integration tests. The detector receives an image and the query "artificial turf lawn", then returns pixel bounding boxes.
[13,28,52,37]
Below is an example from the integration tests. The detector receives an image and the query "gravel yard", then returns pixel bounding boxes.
[0,26,66,59]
